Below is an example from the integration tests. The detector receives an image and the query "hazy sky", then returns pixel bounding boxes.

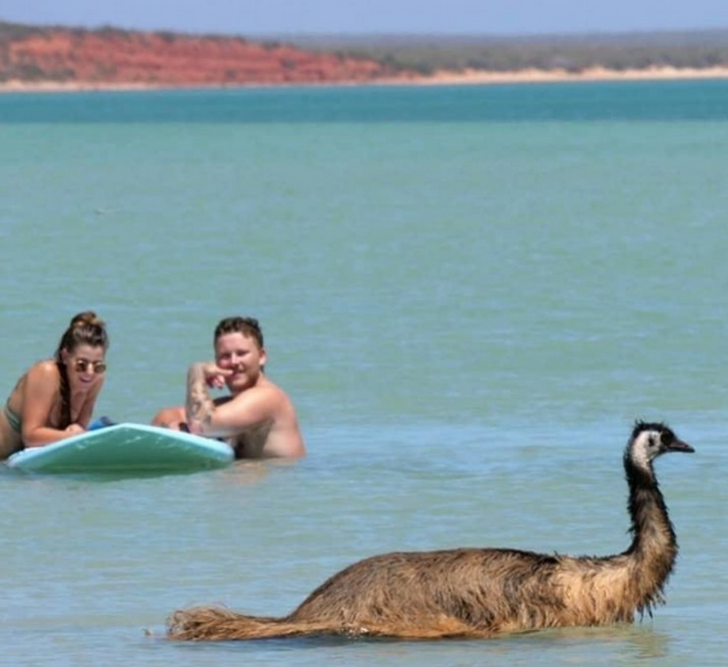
[2,0,728,36]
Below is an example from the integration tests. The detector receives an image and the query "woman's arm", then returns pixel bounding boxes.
[21,362,80,448]
[75,376,105,428]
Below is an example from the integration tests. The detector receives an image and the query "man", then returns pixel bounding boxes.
[152,316,306,459]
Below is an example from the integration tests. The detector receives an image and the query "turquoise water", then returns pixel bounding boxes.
[0,82,726,666]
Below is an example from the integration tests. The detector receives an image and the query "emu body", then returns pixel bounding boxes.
[167,422,693,641]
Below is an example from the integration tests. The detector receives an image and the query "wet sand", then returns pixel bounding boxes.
[2,65,728,92]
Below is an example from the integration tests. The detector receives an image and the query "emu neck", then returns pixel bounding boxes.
[623,456,677,591]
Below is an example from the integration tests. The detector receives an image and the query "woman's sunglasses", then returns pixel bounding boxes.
[73,359,107,374]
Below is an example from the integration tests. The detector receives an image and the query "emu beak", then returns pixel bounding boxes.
[667,438,694,454]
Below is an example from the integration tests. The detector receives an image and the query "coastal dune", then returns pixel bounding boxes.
[3,21,728,91]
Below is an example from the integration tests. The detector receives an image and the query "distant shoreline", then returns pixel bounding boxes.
[3,65,728,93]
[417,65,728,85]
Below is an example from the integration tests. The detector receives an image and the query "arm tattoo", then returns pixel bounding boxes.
[186,363,215,433]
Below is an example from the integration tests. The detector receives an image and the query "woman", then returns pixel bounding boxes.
[0,311,109,460]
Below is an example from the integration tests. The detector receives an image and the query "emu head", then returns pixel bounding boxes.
[627,421,694,471]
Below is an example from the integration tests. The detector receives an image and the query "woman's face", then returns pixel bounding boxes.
[62,344,107,392]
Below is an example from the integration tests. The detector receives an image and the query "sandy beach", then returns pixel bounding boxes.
[411,65,728,85]
[2,66,728,93]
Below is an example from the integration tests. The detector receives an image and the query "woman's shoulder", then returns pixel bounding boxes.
[25,359,61,382]
[6,360,58,399]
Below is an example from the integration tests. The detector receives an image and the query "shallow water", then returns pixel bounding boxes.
[1,82,726,666]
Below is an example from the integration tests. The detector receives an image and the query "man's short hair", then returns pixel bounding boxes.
[213,316,264,348]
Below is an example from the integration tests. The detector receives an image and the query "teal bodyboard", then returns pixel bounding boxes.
[6,423,234,474]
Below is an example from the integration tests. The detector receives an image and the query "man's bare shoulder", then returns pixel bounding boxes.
[232,376,290,401]
[226,378,298,423]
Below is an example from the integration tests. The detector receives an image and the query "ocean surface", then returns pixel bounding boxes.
[1,81,726,666]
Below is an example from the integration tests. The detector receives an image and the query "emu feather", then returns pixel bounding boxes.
[167,421,693,641]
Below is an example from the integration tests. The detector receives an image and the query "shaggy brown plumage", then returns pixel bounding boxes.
[167,421,693,641]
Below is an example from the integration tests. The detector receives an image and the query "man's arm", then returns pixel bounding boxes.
[185,363,276,439]
[185,363,217,434]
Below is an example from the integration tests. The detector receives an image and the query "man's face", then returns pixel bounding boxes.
[215,332,266,393]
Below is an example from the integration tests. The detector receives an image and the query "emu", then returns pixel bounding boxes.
[167,421,693,641]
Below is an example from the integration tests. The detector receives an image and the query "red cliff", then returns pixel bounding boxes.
[0,24,410,87]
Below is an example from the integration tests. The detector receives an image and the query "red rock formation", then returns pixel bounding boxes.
[0,26,411,86]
